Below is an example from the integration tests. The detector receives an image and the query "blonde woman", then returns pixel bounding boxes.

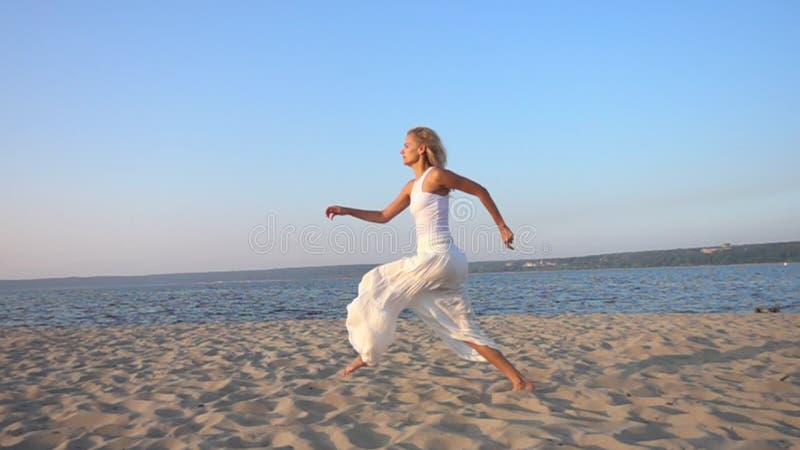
[325,127,534,391]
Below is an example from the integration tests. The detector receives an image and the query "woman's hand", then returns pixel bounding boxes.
[325,205,348,220]
[499,224,514,250]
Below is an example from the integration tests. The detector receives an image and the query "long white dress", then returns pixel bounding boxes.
[345,166,499,365]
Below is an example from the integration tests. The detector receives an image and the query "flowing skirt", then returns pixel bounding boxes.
[345,239,498,365]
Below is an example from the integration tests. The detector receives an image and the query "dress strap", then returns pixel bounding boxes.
[417,166,435,192]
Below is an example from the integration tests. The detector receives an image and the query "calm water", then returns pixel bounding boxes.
[1,264,797,328]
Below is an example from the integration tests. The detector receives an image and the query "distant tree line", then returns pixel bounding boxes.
[469,241,799,273]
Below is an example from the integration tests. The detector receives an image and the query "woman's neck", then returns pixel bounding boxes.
[412,162,432,179]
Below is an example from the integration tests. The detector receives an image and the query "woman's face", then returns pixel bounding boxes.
[400,134,423,166]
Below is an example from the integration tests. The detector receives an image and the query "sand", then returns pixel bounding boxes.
[1,313,798,449]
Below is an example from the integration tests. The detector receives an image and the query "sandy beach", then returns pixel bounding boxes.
[1,313,798,449]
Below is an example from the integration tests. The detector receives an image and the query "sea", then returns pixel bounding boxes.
[1,264,797,328]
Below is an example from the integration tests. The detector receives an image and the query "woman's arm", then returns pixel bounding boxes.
[325,180,414,224]
[431,168,515,249]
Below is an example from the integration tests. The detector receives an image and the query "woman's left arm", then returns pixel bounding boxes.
[433,169,514,249]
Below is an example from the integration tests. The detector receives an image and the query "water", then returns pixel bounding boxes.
[1,264,797,328]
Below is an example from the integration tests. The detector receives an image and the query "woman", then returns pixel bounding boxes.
[325,127,534,391]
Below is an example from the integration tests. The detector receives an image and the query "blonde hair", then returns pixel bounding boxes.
[407,126,447,168]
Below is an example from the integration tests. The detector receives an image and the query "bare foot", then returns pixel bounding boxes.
[342,355,368,377]
[512,379,535,392]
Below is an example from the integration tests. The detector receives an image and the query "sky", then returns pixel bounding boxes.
[1,1,798,280]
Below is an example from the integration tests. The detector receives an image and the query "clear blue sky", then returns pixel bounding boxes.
[2,1,798,279]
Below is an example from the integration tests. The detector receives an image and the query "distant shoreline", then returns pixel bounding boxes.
[1,240,797,291]
[469,240,798,274]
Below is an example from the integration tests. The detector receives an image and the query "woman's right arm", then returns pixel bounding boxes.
[325,180,414,224]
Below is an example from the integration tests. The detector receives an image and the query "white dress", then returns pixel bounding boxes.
[345,166,499,365]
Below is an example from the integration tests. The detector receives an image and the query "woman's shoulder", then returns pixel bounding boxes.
[429,166,451,177]
[428,167,460,183]
[427,167,458,194]
[401,178,416,195]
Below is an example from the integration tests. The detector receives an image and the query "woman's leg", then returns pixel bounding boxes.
[463,341,534,391]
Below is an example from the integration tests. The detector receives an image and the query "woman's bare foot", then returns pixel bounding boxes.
[512,378,535,392]
[342,355,368,377]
